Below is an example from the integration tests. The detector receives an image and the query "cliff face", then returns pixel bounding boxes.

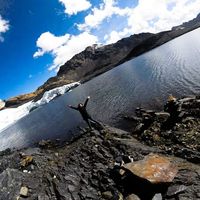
[172,13,200,31]
[4,13,200,108]
[57,33,152,81]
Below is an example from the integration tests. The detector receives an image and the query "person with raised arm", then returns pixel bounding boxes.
[68,96,101,129]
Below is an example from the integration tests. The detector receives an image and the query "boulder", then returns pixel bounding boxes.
[166,185,187,197]
[178,97,195,103]
[120,154,178,184]
[154,112,170,123]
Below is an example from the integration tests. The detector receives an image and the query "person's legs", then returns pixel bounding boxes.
[89,118,101,125]
[84,118,92,129]
[89,118,104,131]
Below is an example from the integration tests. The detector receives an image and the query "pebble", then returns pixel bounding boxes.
[102,191,113,199]
[125,194,141,200]
[55,153,59,156]
[20,186,28,197]
[152,193,162,200]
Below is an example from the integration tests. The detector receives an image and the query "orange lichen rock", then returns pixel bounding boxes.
[121,154,178,184]
[20,156,33,167]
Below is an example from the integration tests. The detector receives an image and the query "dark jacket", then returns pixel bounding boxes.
[70,98,91,120]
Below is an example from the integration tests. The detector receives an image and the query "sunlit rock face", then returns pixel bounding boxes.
[0,100,5,110]
[0,82,80,132]
[121,154,178,184]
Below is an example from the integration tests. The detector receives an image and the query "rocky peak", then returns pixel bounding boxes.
[57,32,152,79]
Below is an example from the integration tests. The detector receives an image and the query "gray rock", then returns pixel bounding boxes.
[37,194,50,200]
[125,194,141,200]
[152,193,162,200]
[102,191,113,199]
[166,185,187,197]
[21,148,41,156]
[0,168,24,198]
[135,123,144,132]
[68,185,76,193]
[155,112,170,122]
[179,97,195,103]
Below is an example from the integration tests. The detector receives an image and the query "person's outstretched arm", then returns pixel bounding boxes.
[68,105,78,110]
[84,96,90,107]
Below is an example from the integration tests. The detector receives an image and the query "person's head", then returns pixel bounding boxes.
[168,94,176,102]
[78,103,83,108]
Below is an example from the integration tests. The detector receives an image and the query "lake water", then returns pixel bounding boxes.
[0,28,200,150]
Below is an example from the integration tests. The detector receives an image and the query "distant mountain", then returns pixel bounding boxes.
[125,13,200,61]
[5,13,200,108]
[172,13,200,31]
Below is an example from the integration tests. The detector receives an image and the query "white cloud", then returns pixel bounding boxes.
[33,32,70,57]
[97,0,200,45]
[126,0,200,34]
[104,28,130,44]
[59,0,91,15]
[34,31,98,71]
[0,15,9,42]
[78,0,131,31]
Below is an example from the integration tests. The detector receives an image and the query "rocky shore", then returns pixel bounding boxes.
[0,95,200,200]
[126,95,200,164]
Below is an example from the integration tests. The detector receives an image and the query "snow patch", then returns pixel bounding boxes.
[29,82,80,109]
[0,82,80,132]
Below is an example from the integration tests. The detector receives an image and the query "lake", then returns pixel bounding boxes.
[0,28,200,150]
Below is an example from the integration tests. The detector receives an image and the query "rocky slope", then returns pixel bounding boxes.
[4,13,200,108]
[0,96,199,200]
[57,33,152,82]
[0,127,199,200]
[125,95,200,164]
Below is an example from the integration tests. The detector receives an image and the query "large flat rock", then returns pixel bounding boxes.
[121,154,178,184]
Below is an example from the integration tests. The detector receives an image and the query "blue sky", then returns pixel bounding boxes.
[0,0,200,100]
